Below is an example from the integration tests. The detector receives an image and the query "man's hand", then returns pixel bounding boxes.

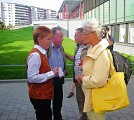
[52,67,59,76]
[77,74,84,84]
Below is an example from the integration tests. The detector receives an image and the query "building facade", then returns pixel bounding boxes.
[59,0,134,45]
[31,7,57,21]
[83,0,134,44]
[31,7,47,21]
[58,0,82,19]
[1,2,58,27]
[46,9,57,19]
[1,2,31,26]
[0,3,1,21]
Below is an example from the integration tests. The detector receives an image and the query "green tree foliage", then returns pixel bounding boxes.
[7,24,14,30]
[0,21,5,30]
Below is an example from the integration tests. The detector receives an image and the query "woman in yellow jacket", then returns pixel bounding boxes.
[77,19,110,120]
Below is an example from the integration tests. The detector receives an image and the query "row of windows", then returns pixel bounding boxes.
[84,0,108,12]
[84,0,134,25]
[105,23,134,44]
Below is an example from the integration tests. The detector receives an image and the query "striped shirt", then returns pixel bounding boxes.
[74,45,86,78]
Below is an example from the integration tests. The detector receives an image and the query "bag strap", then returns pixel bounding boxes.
[107,49,116,76]
[47,47,52,59]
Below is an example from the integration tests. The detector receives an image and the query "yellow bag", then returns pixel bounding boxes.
[92,50,130,113]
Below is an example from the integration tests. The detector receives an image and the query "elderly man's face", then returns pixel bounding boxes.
[53,30,63,47]
[74,30,84,45]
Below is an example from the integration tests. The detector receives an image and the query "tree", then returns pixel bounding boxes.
[7,24,14,30]
[0,21,5,30]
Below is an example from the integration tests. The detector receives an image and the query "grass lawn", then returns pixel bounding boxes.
[0,26,76,79]
[0,26,133,80]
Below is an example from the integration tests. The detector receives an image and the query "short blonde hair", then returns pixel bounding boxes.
[82,18,102,37]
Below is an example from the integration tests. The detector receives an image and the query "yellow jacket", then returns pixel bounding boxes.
[81,39,110,112]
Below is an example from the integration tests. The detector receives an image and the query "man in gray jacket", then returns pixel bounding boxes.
[66,28,89,120]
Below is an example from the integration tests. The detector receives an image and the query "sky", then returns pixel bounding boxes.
[0,0,63,11]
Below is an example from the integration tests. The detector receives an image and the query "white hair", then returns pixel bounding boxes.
[82,18,102,37]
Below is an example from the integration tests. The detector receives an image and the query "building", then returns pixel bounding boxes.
[1,2,31,26]
[0,2,57,27]
[31,7,47,21]
[68,0,83,19]
[83,0,134,45]
[46,9,57,19]
[59,0,134,45]
[31,7,57,21]
[0,3,1,21]
[58,0,81,19]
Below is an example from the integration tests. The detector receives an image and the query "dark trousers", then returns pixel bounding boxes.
[53,77,63,120]
[75,80,88,120]
[30,98,52,120]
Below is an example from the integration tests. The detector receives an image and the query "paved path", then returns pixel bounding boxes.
[0,77,134,120]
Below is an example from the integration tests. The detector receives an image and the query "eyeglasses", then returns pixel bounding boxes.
[82,31,95,36]
[74,35,82,38]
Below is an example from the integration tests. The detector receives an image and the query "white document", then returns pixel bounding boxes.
[58,67,64,78]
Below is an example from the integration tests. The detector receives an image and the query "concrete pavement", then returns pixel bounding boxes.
[0,76,134,120]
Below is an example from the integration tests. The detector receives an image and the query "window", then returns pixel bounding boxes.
[117,0,124,22]
[88,11,91,19]
[100,4,103,25]
[92,9,95,18]
[93,0,96,8]
[100,0,104,4]
[84,0,88,13]
[128,23,134,44]
[89,0,93,10]
[119,24,126,43]
[96,0,100,7]
[110,0,116,24]
[86,12,89,19]
[111,26,115,39]
[85,0,89,11]
[104,1,109,24]
[96,7,99,21]
[84,13,87,19]
[125,0,134,21]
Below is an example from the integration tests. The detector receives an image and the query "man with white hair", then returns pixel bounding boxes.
[66,27,89,120]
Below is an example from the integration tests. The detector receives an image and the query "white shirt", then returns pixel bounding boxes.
[27,45,54,83]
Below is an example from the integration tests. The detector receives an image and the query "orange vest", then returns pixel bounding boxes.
[27,48,54,99]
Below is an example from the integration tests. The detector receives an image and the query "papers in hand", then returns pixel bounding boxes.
[58,67,64,78]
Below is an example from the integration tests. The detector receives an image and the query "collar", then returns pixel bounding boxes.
[86,38,109,59]
[34,45,46,55]
[51,43,54,47]
[77,44,87,48]
[51,43,61,49]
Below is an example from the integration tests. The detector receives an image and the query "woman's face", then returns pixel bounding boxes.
[82,28,96,45]
[38,34,52,50]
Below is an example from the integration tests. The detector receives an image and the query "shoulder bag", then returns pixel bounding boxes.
[92,50,130,113]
